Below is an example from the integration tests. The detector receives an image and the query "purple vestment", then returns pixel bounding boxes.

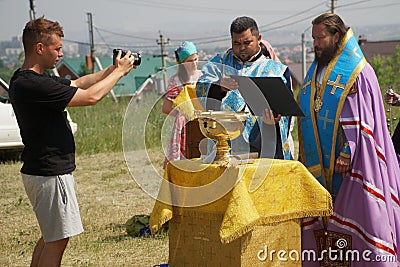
[302,63,400,266]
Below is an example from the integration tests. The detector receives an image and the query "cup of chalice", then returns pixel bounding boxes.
[194,110,249,163]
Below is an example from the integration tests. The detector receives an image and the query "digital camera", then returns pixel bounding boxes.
[112,49,141,66]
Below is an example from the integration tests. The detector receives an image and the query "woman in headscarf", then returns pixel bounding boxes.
[162,41,202,168]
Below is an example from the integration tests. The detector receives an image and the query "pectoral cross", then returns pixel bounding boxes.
[327,74,345,95]
[314,96,323,113]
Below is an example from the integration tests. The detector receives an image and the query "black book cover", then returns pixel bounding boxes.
[231,76,305,117]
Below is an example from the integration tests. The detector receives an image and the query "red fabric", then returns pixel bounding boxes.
[163,74,187,169]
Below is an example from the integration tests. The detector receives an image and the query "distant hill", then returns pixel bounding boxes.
[260,23,400,47]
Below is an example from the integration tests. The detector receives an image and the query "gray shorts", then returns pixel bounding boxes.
[22,173,84,242]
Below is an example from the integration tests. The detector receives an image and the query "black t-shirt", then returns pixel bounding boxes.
[9,69,78,176]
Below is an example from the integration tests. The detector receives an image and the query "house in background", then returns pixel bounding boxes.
[358,36,400,62]
[56,55,172,98]
[56,58,80,80]
[287,38,400,90]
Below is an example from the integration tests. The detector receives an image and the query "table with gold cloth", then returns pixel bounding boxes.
[150,159,332,266]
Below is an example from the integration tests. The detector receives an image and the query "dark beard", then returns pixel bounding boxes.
[315,43,338,67]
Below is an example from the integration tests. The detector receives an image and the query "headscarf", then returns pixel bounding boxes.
[175,41,197,63]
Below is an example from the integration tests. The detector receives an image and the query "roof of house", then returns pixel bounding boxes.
[288,39,400,88]
[359,38,400,62]
[57,55,172,96]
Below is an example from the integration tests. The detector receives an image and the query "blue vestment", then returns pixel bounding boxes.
[196,49,292,159]
[298,29,365,201]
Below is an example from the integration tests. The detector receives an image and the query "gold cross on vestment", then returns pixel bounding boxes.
[305,143,319,163]
[302,80,311,94]
[327,74,345,95]
[344,46,362,61]
[319,109,334,130]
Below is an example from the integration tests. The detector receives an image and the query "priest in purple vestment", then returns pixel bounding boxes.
[298,13,400,266]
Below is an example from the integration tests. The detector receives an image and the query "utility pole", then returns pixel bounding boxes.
[301,26,311,83]
[85,13,116,101]
[29,0,36,20]
[156,32,169,92]
[331,0,337,13]
[87,12,95,73]
[301,32,306,81]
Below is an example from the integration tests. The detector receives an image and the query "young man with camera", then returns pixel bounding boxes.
[9,16,136,267]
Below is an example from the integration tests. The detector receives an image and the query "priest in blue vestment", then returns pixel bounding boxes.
[299,13,400,266]
[196,16,294,159]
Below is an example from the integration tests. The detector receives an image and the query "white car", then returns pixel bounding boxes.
[0,77,77,152]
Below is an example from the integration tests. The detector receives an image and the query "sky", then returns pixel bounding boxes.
[1,0,399,49]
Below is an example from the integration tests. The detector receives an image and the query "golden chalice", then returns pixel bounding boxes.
[195,110,248,163]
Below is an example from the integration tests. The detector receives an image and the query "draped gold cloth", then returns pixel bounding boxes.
[172,84,204,120]
[150,158,332,244]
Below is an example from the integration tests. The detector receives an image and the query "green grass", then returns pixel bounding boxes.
[68,96,130,155]
[0,151,168,266]
[69,93,167,156]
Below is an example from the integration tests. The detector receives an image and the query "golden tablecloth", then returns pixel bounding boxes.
[150,158,332,244]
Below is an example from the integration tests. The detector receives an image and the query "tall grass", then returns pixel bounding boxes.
[68,94,167,155]
[68,96,129,155]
